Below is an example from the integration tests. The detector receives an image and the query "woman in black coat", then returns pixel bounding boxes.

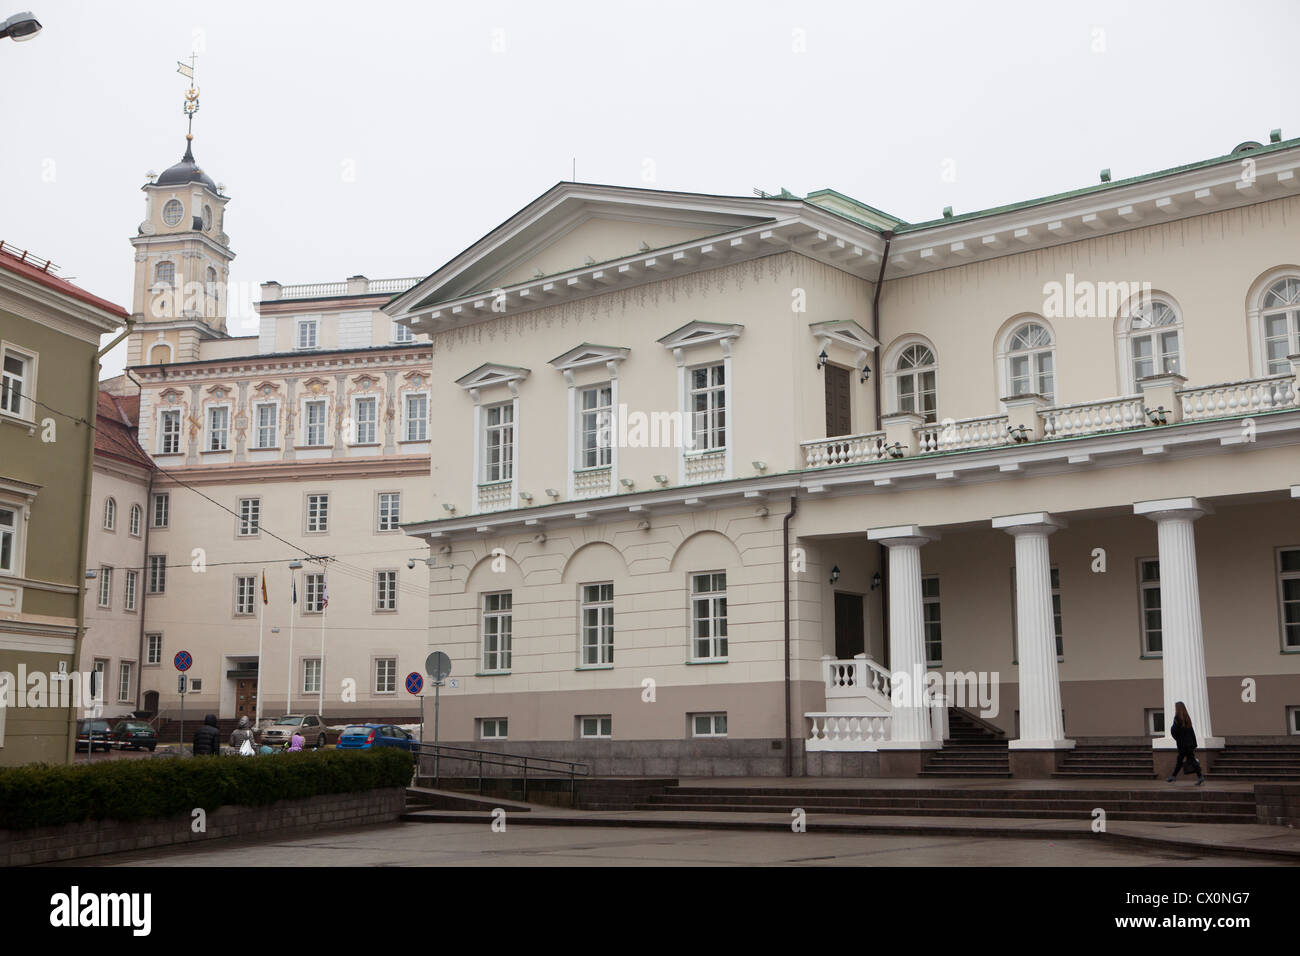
[1167,701,1205,785]
[192,713,222,756]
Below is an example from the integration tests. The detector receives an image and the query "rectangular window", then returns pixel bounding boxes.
[159,409,181,455]
[376,570,397,611]
[1145,708,1165,736]
[235,575,256,616]
[129,504,141,537]
[304,400,327,446]
[147,555,167,594]
[1139,558,1162,657]
[152,492,169,529]
[580,582,614,666]
[690,572,728,661]
[480,717,508,739]
[1280,548,1300,651]
[1264,314,1292,375]
[1289,706,1300,736]
[393,321,414,343]
[254,402,278,448]
[303,658,321,694]
[922,575,942,664]
[296,319,318,350]
[482,592,512,672]
[405,393,429,441]
[377,492,401,531]
[124,570,138,611]
[375,658,397,694]
[90,660,106,703]
[118,662,132,703]
[97,566,112,608]
[1,349,30,417]
[691,713,728,738]
[306,494,329,533]
[578,385,613,469]
[304,573,325,613]
[689,363,726,452]
[580,715,612,739]
[207,406,229,451]
[238,497,260,536]
[483,403,514,481]
[0,506,16,573]
[146,633,162,665]
[354,396,378,444]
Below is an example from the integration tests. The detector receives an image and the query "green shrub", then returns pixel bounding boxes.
[0,748,413,830]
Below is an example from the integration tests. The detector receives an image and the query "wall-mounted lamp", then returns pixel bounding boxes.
[653,475,669,486]
[1007,424,1030,444]
[407,556,436,570]
[751,460,767,473]
[620,478,635,489]
[859,363,872,384]
[518,491,534,504]
[870,572,881,591]
[545,488,560,499]
[816,348,829,371]
[442,503,457,514]
[1144,406,1168,426]
[829,564,841,584]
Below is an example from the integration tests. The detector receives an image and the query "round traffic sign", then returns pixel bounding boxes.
[405,671,423,695]
[425,651,451,681]
[174,650,192,672]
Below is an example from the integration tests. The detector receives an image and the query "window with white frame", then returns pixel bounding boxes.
[480,717,508,739]
[296,319,319,350]
[303,658,321,694]
[1011,567,1064,660]
[1262,277,1300,375]
[154,259,175,285]
[124,570,138,612]
[103,497,116,531]
[691,713,728,737]
[392,320,414,344]
[148,555,166,594]
[306,493,329,533]
[0,506,14,574]
[2,347,33,418]
[405,393,429,441]
[377,492,401,532]
[90,660,106,703]
[1145,708,1165,736]
[481,592,512,672]
[375,658,397,693]
[375,570,397,611]
[578,384,613,469]
[1139,558,1162,657]
[304,573,325,613]
[158,409,181,454]
[151,492,169,528]
[303,400,327,446]
[482,402,514,482]
[235,575,256,616]
[1288,706,1300,736]
[353,396,378,444]
[1279,548,1300,651]
[161,201,183,227]
[1005,322,1056,401]
[922,575,942,664]
[580,582,614,666]
[688,364,726,452]
[146,633,162,665]
[97,566,112,608]
[238,497,260,536]
[129,504,141,537]
[118,662,133,703]
[690,572,728,661]
[254,402,278,448]
[894,343,937,422]
[579,715,612,739]
[1122,298,1183,390]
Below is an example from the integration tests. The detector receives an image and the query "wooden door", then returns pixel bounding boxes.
[824,365,852,437]
[235,678,257,720]
[834,592,865,660]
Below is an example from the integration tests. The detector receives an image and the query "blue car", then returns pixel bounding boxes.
[335,724,418,751]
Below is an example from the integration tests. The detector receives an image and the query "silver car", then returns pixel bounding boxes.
[261,714,328,749]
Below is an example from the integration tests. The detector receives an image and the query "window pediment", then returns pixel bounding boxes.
[658,321,743,354]
[456,362,531,394]
[809,319,880,354]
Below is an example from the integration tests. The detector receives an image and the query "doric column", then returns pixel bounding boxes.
[993,512,1073,750]
[867,524,941,747]
[1133,497,1223,749]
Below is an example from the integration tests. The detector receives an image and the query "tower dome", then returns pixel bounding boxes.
[154,139,219,192]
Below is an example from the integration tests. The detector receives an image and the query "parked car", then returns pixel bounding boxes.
[335,724,418,752]
[76,719,112,753]
[261,714,327,749]
[111,720,158,751]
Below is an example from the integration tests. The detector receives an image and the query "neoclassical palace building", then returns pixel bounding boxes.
[391,134,1300,777]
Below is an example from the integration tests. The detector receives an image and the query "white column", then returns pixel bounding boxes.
[1134,497,1224,749]
[993,512,1074,750]
[867,524,941,748]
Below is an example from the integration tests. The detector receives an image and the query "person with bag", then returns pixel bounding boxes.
[230,715,256,756]
[1167,701,1205,785]
[192,713,222,756]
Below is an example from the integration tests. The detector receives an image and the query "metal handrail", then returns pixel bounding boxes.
[414,743,590,804]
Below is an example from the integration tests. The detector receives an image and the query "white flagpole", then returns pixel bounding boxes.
[287,569,295,715]
[318,574,327,718]
[256,580,265,728]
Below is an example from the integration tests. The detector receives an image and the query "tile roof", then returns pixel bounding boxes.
[94,391,152,470]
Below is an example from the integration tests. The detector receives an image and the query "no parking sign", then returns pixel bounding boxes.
[405,672,423,695]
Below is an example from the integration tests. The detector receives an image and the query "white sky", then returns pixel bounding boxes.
[2,0,1297,378]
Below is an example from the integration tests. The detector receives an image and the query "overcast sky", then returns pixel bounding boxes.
[2,0,1297,378]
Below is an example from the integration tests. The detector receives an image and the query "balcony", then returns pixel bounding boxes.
[806,655,949,751]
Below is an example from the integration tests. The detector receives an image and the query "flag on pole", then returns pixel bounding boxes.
[176,60,194,79]
[321,576,329,610]
[292,577,297,604]
[261,570,268,605]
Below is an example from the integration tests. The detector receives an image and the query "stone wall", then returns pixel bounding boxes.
[1255,784,1300,827]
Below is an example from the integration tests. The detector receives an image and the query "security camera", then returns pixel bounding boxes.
[407,558,416,570]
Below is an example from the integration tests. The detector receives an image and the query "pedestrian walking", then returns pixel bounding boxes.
[1167,701,1205,785]
[193,713,222,756]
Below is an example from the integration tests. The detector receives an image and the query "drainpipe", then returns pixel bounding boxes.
[782,494,797,777]
[871,234,893,668]
[125,368,153,715]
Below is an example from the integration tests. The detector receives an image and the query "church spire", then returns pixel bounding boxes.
[177,53,200,158]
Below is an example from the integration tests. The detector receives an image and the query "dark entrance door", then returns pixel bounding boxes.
[824,364,852,437]
[235,678,258,721]
[834,592,865,660]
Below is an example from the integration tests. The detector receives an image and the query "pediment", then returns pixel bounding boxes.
[657,321,744,351]
[455,362,531,391]
[548,343,631,372]
[809,319,880,353]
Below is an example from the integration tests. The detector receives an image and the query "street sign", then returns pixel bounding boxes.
[177,674,186,693]
[174,650,192,671]
[448,678,459,689]
[405,671,423,695]
[425,651,451,681]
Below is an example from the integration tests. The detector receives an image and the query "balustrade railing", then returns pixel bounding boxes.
[801,432,888,467]
[1042,396,1145,437]
[914,415,1009,453]
[1179,375,1298,420]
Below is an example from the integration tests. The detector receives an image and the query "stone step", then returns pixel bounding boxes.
[645,793,1255,813]
[634,803,1252,824]
[665,785,1248,802]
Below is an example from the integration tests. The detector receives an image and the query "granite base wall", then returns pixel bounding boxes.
[1255,784,1300,827]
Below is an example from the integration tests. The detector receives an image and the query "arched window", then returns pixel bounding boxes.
[129,504,142,537]
[154,261,175,287]
[103,497,116,531]
[206,266,219,313]
[1262,277,1300,375]
[1121,298,1183,390]
[895,343,937,422]
[1005,322,1056,401]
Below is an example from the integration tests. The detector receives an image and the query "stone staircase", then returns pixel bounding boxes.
[1209,744,1300,781]
[1052,744,1156,779]
[918,708,1010,777]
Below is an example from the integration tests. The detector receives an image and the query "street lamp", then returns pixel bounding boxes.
[1,11,42,41]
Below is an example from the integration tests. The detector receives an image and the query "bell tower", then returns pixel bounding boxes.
[126,54,235,369]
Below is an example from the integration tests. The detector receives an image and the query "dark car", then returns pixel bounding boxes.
[111,720,158,751]
[261,714,327,749]
[76,719,112,753]
[335,724,418,752]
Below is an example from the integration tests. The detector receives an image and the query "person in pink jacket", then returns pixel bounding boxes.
[287,732,305,752]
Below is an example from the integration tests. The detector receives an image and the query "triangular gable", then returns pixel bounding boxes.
[809,319,880,352]
[548,343,631,372]
[455,362,532,391]
[657,321,744,351]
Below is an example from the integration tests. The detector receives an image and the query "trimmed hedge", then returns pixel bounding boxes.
[0,748,413,830]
